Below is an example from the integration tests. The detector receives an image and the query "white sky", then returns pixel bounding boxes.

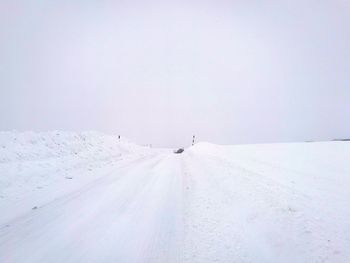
[1,0,350,147]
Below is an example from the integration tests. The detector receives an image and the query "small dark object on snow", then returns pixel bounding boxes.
[65,176,73,179]
[174,148,184,154]
[32,206,38,210]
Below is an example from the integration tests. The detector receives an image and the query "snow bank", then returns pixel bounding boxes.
[0,131,146,163]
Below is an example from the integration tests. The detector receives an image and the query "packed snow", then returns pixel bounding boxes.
[0,132,349,262]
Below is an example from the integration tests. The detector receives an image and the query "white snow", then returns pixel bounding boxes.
[0,131,153,224]
[0,132,349,262]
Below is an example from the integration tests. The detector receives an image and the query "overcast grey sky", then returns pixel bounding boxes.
[0,0,349,147]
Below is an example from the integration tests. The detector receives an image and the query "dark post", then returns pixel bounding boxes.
[192,135,195,146]
[118,135,121,140]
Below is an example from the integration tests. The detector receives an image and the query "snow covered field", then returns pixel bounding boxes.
[0,132,349,262]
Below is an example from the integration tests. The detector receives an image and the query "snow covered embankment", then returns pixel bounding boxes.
[0,131,151,224]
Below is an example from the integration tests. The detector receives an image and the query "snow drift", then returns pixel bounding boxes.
[0,131,147,163]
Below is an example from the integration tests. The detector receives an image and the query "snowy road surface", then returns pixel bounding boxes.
[1,154,184,263]
[1,134,350,262]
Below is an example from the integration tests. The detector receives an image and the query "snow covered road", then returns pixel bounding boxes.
[1,134,350,262]
[1,153,184,263]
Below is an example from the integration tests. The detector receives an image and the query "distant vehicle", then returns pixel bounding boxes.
[174,148,184,154]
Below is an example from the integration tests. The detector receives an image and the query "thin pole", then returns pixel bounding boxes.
[192,135,195,146]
